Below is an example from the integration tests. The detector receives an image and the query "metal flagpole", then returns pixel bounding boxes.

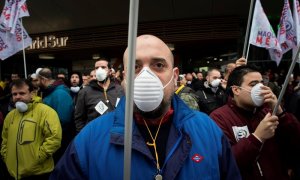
[246,42,250,60]
[124,0,139,179]
[20,18,27,78]
[242,0,255,58]
[272,46,300,115]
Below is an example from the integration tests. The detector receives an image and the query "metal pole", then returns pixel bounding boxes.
[246,43,250,60]
[272,46,300,115]
[20,18,27,78]
[242,0,255,58]
[123,0,139,180]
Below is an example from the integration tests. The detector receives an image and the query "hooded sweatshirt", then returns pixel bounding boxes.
[42,81,74,127]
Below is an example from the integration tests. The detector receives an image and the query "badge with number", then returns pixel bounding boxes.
[95,101,108,115]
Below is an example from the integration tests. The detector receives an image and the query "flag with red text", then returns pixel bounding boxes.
[0,20,32,60]
[0,0,31,60]
[293,0,300,63]
[0,0,29,34]
[249,0,282,64]
[269,0,297,65]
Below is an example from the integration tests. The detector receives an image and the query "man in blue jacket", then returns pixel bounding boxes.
[50,35,241,180]
[37,68,74,162]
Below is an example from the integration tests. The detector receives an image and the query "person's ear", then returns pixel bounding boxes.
[173,68,179,86]
[231,85,240,96]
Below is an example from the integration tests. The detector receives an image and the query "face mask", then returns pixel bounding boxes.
[240,83,264,107]
[134,67,174,112]
[186,81,191,85]
[96,68,107,81]
[251,83,264,106]
[15,101,28,113]
[70,86,80,93]
[210,79,221,88]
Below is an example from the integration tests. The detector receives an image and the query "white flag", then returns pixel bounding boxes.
[0,20,32,60]
[293,0,300,63]
[0,30,10,58]
[249,0,282,64]
[270,0,297,65]
[0,0,29,34]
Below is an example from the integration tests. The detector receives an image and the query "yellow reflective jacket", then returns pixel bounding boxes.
[1,98,62,179]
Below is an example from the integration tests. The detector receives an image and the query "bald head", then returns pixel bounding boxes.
[38,68,53,79]
[122,34,179,119]
[123,35,174,71]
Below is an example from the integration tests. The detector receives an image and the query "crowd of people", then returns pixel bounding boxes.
[0,34,299,179]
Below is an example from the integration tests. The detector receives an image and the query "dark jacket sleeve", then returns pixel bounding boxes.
[276,113,300,167]
[220,134,242,180]
[74,89,87,133]
[50,141,86,180]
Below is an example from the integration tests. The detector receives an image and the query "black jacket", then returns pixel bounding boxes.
[74,79,124,132]
[195,81,227,115]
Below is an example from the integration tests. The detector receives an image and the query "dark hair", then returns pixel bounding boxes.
[96,58,111,69]
[10,79,34,92]
[207,68,220,76]
[226,65,259,97]
[38,68,53,79]
[69,71,83,86]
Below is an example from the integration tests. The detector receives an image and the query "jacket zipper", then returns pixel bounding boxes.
[16,114,24,179]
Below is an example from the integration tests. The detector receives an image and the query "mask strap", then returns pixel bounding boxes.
[238,86,251,93]
[134,67,175,88]
[163,69,175,89]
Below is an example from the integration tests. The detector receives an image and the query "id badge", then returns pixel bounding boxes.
[95,101,108,115]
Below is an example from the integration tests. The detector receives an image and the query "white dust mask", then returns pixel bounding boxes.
[250,83,264,107]
[134,67,174,112]
[70,86,80,93]
[15,101,28,113]
[240,83,264,107]
[210,79,221,88]
[96,68,107,81]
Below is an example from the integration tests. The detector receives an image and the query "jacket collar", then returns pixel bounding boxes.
[111,95,195,132]
[110,95,193,177]
[88,79,115,91]
[227,96,270,116]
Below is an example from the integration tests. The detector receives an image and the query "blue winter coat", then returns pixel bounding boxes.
[50,95,241,180]
[43,84,74,127]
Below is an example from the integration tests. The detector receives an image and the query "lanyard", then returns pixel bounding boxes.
[143,117,164,176]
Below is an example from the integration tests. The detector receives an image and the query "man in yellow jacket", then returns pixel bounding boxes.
[1,79,62,179]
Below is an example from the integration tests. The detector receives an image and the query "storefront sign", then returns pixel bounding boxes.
[27,35,68,50]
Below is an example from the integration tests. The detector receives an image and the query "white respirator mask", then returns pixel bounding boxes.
[70,86,80,93]
[240,83,264,107]
[134,67,174,112]
[96,68,108,81]
[15,101,28,113]
[210,79,221,88]
[250,83,264,107]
